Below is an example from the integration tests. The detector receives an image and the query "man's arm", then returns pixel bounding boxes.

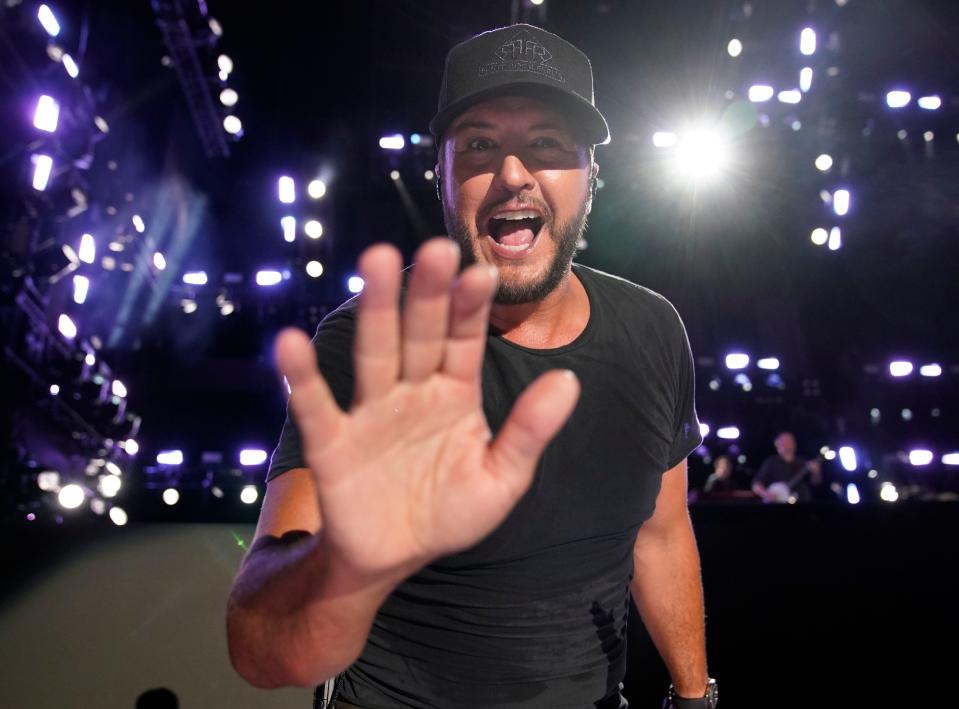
[630,458,709,698]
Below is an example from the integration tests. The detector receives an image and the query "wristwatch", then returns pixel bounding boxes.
[663,678,718,708]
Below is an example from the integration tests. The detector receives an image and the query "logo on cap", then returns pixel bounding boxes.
[478,28,565,83]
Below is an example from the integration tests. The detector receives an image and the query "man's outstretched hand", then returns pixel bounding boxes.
[275,238,579,584]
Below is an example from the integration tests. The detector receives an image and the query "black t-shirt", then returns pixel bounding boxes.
[267,263,702,709]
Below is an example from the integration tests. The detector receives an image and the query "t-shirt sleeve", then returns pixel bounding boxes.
[665,303,703,470]
[266,303,358,482]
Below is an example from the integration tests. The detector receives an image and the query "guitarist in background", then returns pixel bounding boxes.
[751,431,823,503]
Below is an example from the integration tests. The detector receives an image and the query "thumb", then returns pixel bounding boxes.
[487,370,580,494]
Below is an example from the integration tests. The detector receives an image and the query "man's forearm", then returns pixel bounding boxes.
[630,519,708,697]
[226,532,400,688]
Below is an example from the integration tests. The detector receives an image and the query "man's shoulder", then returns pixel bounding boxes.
[574,262,681,324]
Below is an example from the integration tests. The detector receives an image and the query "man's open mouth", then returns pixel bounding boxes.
[486,210,544,255]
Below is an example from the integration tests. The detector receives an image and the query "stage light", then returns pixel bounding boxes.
[347,275,365,293]
[77,234,95,264]
[530,0,545,5]
[879,483,899,502]
[58,314,77,339]
[727,39,742,57]
[918,95,941,110]
[708,377,720,391]
[209,16,223,36]
[256,270,282,286]
[132,214,145,233]
[181,299,197,314]
[379,134,405,150]
[94,115,109,133]
[652,131,678,148]
[800,28,816,56]
[122,439,139,455]
[217,54,234,75]
[811,228,828,246]
[717,426,740,440]
[846,483,860,505]
[942,453,959,466]
[410,133,422,145]
[699,422,710,437]
[240,485,259,504]
[108,241,124,253]
[220,301,234,316]
[815,154,833,171]
[305,220,323,239]
[725,353,749,370]
[162,488,180,506]
[153,252,166,270]
[98,474,121,498]
[49,384,60,396]
[799,67,813,92]
[674,128,730,181]
[34,95,59,132]
[306,260,324,278]
[828,227,841,251]
[278,176,295,204]
[889,360,913,377]
[38,4,60,36]
[62,53,79,78]
[307,179,327,199]
[38,471,60,491]
[157,450,184,466]
[183,271,208,286]
[867,469,878,478]
[901,408,913,421]
[777,89,801,104]
[424,169,435,181]
[757,357,779,370]
[747,85,774,102]
[838,446,857,472]
[223,115,242,135]
[278,216,296,243]
[219,88,238,107]
[898,129,908,141]
[389,170,401,181]
[58,484,85,509]
[71,275,89,304]
[833,189,850,216]
[112,380,127,398]
[886,91,911,108]
[908,449,933,466]
[923,131,934,143]
[919,363,942,377]
[240,449,268,466]
[32,154,53,191]
[109,506,128,526]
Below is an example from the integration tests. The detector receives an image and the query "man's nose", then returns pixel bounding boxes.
[493,154,536,194]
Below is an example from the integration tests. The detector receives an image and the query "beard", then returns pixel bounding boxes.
[443,194,589,305]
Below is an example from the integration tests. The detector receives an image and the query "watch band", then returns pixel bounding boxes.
[663,678,718,709]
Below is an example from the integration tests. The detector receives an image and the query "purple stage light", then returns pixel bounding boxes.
[157,450,184,466]
[918,95,941,110]
[717,426,740,440]
[62,53,79,78]
[908,449,933,466]
[747,85,774,102]
[34,95,59,132]
[79,233,96,263]
[281,216,296,242]
[699,422,710,437]
[278,176,295,204]
[886,90,911,108]
[725,353,749,370]
[838,446,857,472]
[183,271,208,286]
[379,134,405,150]
[37,4,60,36]
[132,214,145,233]
[828,227,841,251]
[757,357,779,370]
[57,314,77,339]
[942,453,959,466]
[846,483,860,505]
[256,270,282,286]
[889,360,913,377]
[32,154,53,191]
[240,449,268,466]
[799,27,816,55]
[919,363,942,377]
[833,189,850,216]
[72,275,89,304]
[153,252,166,270]
[347,275,365,293]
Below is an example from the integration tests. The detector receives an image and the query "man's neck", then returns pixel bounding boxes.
[489,268,589,349]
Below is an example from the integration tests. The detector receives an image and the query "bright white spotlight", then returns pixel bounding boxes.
[217,54,234,75]
[98,474,121,498]
[748,85,774,102]
[122,439,139,455]
[307,179,327,199]
[908,449,933,466]
[799,67,813,92]
[38,471,60,491]
[838,446,857,472]
[162,488,180,506]
[240,485,259,504]
[717,426,740,440]
[389,170,401,181]
[181,299,197,314]
[306,260,324,278]
[132,214,145,233]
[280,216,296,243]
[62,53,79,78]
[727,38,743,57]
[219,88,238,107]
[347,275,365,293]
[942,453,959,466]
[530,0,545,5]
[58,484,85,509]
[84,353,95,367]
[157,450,184,466]
[886,91,911,108]
[58,314,77,339]
[112,380,127,398]
[305,220,323,239]
[811,228,828,246]
[846,483,860,505]
[777,89,802,104]
[72,275,90,304]
[889,361,913,377]
[725,353,749,370]
[815,154,833,171]
[34,95,59,132]
[699,422,710,437]
[800,27,817,56]
[828,227,841,251]
[879,483,899,502]
[278,176,295,204]
[833,189,850,216]
[256,270,282,287]
[223,115,242,135]
[674,128,730,180]
[109,506,128,526]
[424,169,435,181]
[240,449,268,466]
[38,4,60,36]
[919,363,942,377]
[183,271,208,286]
[49,384,60,395]
[923,131,934,143]
[757,357,780,370]
[379,134,405,150]
[652,131,678,148]
[153,252,166,270]
[94,115,109,133]
[918,95,941,110]
[78,233,96,263]
[32,154,53,191]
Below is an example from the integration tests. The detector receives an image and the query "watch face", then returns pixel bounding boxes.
[705,678,718,708]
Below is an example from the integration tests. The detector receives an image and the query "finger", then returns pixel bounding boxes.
[442,263,498,381]
[487,369,580,494]
[401,238,460,382]
[275,328,344,459]
[354,244,403,403]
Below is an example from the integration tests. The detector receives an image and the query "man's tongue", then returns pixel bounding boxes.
[495,223,535,247]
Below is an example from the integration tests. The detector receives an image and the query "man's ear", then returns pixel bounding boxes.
[586,161,600,215]
[434,163,442,202]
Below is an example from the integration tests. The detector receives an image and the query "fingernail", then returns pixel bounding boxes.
[561,369,577,380]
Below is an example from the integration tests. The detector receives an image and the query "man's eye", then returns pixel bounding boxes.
[533,137,562,149]
[467,137,495,151]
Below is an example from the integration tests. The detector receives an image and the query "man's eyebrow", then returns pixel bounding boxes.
[451,119,497,134]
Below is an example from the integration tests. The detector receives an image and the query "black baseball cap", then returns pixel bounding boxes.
[429,24,609,146]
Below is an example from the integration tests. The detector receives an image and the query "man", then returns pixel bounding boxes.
[227,24,717,709]
[752,431,823,503]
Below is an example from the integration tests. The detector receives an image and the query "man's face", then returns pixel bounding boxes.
[775,433,797,460]
[438,95,594,305]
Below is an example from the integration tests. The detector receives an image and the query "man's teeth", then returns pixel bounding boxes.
[496,241,531,251]
[493,210,540,221]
